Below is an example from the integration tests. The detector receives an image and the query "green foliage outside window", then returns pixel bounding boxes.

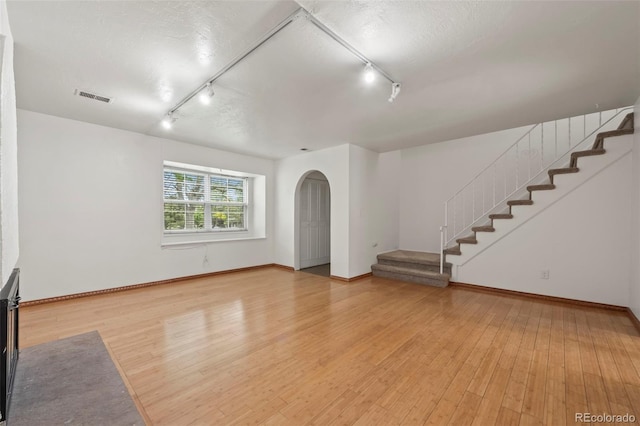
[163,170,246,231]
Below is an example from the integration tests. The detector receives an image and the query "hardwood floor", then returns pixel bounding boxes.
[19,268,640,425]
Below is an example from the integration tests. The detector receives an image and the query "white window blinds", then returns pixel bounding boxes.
[163,169,248,232]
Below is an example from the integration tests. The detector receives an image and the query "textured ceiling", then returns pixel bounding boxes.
[7,1,640,159]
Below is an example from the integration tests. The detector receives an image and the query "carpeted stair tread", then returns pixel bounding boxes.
[571,149,606,159]
[472,225,495,232]
[377,250,446,266]
[570,149,605,167]
[507,199,533,206]
[527,184,556,192]
[371,263,450,287]
[489,213,513,220]
[456,236,477,244]
[443,245,461,255]
[548,167,579,175]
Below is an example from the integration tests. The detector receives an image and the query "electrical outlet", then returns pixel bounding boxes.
[540,270,550,279]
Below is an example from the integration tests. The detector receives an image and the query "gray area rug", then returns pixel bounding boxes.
[10,331,144,425]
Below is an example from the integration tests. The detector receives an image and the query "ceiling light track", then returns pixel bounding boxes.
[166,7,302,118]
[162,6,401,128]
[301,10,397,85]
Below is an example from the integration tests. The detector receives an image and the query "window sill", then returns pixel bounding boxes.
[164,228,249,234]
[161,235,266,247]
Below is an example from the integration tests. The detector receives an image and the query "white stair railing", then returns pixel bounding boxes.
[439,106,633,274]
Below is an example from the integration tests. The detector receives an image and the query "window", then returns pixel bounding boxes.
[163,168,248,232]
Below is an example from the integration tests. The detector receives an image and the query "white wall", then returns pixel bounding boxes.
[273,144,400,279]
[14,97,636,307]
[398,125,531,252]
[0,1,19,286]
[375,151,401,254]
[457,149,632,306]
[17,110,274,301]
[631,96,640,317]
[274,145,350,277]
[348,145,399,277]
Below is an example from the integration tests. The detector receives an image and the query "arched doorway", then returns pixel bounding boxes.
[294,171,331,276]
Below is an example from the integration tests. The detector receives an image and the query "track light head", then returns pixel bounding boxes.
[388,82,401,103]
[199,82,215,105]
[364,62,375,84]
[162,112,175,130]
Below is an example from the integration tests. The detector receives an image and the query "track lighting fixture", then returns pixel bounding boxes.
[388,83,401,103]
[199,82,215,105]
[364,63,375,84]
[160,7,401,126]
[161,112,175,130]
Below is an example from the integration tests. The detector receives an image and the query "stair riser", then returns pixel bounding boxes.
[549,169,579,184]
[570,150,606,167]
[377,258,451,274]
[508,205,532,216]
[372,269,449,288]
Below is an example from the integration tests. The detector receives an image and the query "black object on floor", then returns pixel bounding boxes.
[0,268,20,423]
[10,331,144,425]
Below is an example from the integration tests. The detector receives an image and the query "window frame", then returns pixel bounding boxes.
[163,167,249,234]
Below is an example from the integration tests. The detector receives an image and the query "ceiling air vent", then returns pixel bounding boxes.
[74,89,113,104]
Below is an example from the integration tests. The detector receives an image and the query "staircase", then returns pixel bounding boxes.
[444,111,634,260]
[371,250,451,287]
[371,108,633,288]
